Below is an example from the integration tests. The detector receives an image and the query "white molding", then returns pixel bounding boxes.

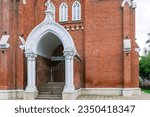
[25,11,77,54]
[121,0,132,7]
[24,1,77,99]
[0,35,10,49]
[132,2,137,9]
[81,88,123,96]
[63,88,141,100]
[62,89,82,100]
[123,39,131,52]
[0,90,24,100]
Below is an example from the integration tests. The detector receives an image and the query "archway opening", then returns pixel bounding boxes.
[24,1,77,99]
[35,32,65,92]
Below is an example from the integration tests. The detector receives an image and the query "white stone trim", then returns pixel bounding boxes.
[123,39,131,52]
[121,0,137,9]
[62,89,82,100]
[121,0,132,7]
[25,12,77,54]
[0,90,24,100]
[25,53,37,93]
[132,2,137,9]
[24,1,77,99]
[0,35,10,49]
[63,49,76,92]
[81,88,123,96]
[62,88,141,100]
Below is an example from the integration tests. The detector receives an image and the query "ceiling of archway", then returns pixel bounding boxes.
[36,32,62,59]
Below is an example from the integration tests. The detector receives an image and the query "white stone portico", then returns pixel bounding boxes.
[24,0,77,99]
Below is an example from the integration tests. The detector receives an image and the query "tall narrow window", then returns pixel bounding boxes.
[72,1,81,21]
[59,2,68,22]
[51,3,55,21]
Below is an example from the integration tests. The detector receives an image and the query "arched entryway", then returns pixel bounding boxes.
[23,1,77,99]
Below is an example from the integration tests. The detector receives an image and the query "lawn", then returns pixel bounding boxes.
[142,89,150,94]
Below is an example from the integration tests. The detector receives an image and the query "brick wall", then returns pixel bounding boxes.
[0,0,139,90]
[84,0,124,88]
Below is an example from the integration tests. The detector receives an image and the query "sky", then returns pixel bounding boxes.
[136,0,150,55]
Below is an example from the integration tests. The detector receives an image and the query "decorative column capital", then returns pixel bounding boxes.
[63,47,76,60]
[25,49,37,61]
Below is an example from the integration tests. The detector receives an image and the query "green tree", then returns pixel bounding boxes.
[140,54,150,81]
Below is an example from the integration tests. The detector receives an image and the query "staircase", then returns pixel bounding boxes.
[36,82,65,100]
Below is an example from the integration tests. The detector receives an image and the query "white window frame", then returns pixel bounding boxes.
[59,2,68,22]
[72,1,81,21]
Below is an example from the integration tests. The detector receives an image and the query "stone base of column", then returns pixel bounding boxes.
[63,85,75,92]
[62,91,77,100]
[23,85,38,100]
[23,92,38,100]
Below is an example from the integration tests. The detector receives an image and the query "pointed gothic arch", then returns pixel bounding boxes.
[72,1,81,21]
[24,1,77,99]
[59,2,68,22]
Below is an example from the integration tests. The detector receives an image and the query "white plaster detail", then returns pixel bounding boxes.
[24,0,78,99]
[45,0,55,21]
[0,90,23,100]
[62,89,81,100]
[22,0,26,4]
[123,39,131,52]
[122,88,133,96]
[62,88,141,100]
[121,0,132,7]
[25,11,77,54]
[135,48,140,53]
[82,88,122,96]
[24,51,38,98]
[0,35,10,49]
[122,0,136,9]
[63,49,76,92]
[71,27,74,31]
[66,28,70,31]
[19,36,26,50]
[76,27,79,30]
[132,2,137,9]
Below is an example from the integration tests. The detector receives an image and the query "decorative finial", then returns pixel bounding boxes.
[45,0,51,12]
[45,0,54,21]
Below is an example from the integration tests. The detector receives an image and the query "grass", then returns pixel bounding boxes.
[141,89,150,94]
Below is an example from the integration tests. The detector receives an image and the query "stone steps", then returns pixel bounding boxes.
[36,82,64,100]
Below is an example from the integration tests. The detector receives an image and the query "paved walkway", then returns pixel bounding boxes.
[77,92,150,100]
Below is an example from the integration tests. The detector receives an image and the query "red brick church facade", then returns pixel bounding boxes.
[0,0,140,100]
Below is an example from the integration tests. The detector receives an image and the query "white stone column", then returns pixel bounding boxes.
[63,50,75,92]
[24,52,38,100]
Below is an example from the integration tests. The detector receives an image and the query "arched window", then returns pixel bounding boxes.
[72,1,81,21]
[59,2,68,22]
[51,3,55,21]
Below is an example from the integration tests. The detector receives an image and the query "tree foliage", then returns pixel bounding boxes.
[140,54,150,80]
